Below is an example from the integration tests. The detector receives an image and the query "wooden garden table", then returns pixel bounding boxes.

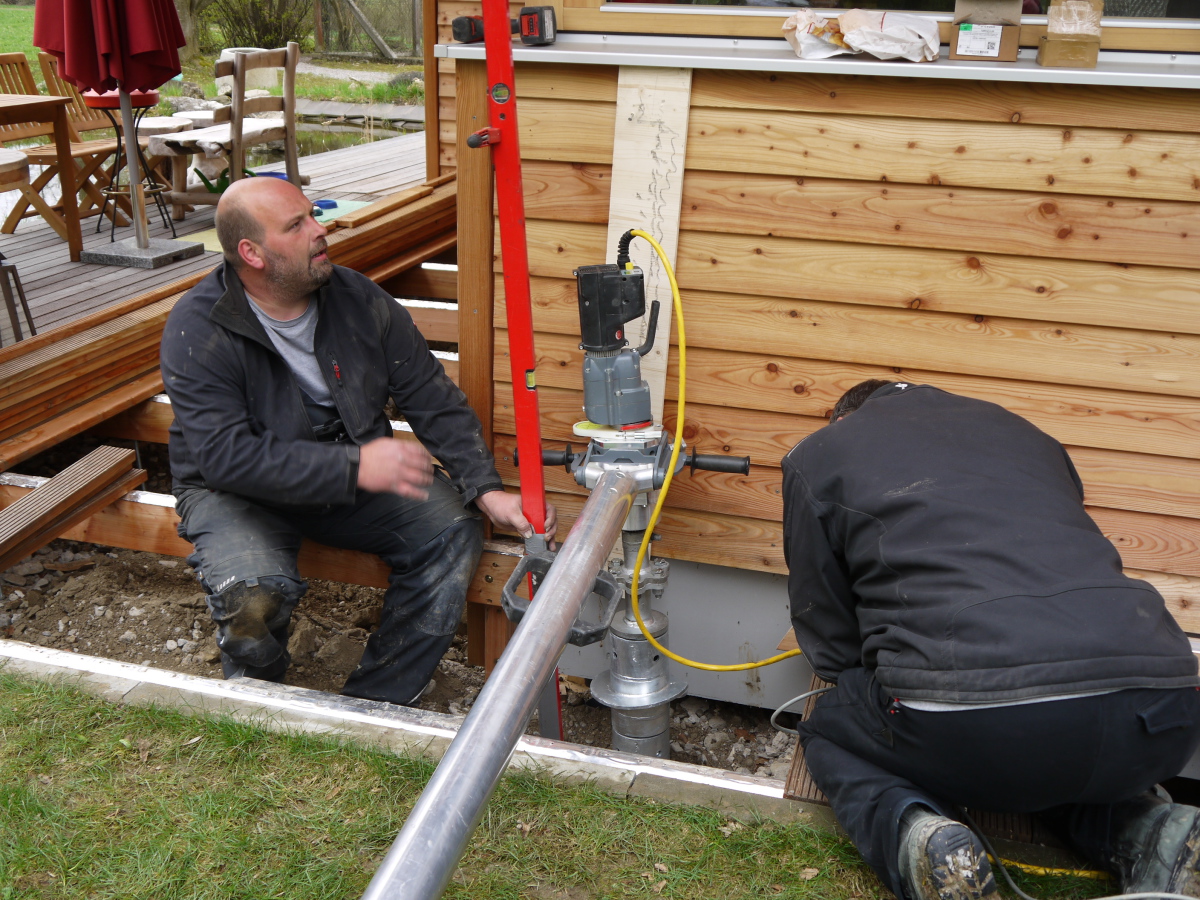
[0,94,81,261]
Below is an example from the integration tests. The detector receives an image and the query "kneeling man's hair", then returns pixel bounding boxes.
[831,379,895,421]
[215,203,265,270]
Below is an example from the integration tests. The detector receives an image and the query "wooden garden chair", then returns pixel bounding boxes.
[152,42,303,220]
[0,52,126,235]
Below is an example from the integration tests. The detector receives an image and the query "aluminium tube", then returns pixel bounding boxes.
[361,468,639,900]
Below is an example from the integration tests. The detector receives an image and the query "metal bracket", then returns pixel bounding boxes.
[501,551,621,646]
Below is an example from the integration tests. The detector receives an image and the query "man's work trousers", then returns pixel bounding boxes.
[797,667,1200,899]
[175,473,483,706]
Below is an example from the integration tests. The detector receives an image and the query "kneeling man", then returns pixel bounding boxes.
[783,380,1200,900]
[161,177,554,704]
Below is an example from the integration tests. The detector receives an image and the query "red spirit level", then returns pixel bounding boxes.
[468,0,563,739]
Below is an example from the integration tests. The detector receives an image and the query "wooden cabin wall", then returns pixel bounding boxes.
[466,59,1200,631]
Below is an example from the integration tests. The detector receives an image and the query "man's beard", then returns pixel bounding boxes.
[264,241,333,299]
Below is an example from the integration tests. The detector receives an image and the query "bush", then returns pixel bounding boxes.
[209,0,313,51]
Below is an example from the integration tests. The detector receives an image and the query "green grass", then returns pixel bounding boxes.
[0,671,1110,900]
[0,6,43,85]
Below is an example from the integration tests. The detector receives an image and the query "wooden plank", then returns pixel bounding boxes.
[605,65,692,425]
[514,62,619,103]
[674,229,1200,339]
[685,108,1200,204]
[681,169,1200,272]
[519,159,611,224]
[0,371,164,472]
[90,397,175,444]
[1069,447,1200,521]
[383,265,457,300]
[1091,506,1200,578]
[456,58,496,463]
[560,8,1200,53]
[331,184,435,228]
[360,230,458,286]
[424,0,440,179]
[1129,569,1200,636]
[690,69,1200,135]
[495,322,1200,463]
[501,228,1200,399]
[0,446,135,569]
[517,97,617,165]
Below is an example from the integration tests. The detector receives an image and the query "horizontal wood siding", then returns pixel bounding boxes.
[478,62,1200,621]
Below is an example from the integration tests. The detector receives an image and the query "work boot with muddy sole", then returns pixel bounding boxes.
[899,807,999,900]
[1114,794,1200,897]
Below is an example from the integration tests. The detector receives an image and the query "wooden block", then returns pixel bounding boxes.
[685,107,1200,204]
[690,69,1200,135]
[89,397,175,444]
[605,65,692,426]
[481,604,517,674]
[0,446,140,570]
[400,300,459,343]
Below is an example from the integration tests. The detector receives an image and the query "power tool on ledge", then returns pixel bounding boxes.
[452,6,556,46]
[505,229,751,758]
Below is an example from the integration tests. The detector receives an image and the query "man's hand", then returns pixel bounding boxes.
[356,437,433,500]
[476,490,558,549]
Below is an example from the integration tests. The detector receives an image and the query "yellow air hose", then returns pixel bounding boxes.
[624,229,801,672]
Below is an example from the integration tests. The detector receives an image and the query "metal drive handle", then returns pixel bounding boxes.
[502,551,621,646]
[687,452,751,475]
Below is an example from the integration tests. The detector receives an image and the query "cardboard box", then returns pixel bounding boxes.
[949,22,1021,60]
[952,0,1022,25]
[1036,33,1101,67]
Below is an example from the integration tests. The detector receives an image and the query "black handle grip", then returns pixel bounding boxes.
[514,444,576,474]
[501,551,622,646]
[687,453,751,476]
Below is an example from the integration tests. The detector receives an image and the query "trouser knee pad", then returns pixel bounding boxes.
[206,576,304,669]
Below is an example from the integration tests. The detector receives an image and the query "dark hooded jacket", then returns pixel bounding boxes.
[782,382,1198,703]
[160,262,502,508]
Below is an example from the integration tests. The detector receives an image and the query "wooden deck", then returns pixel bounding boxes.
[0,131,426,337]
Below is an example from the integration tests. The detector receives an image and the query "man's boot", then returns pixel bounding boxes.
[1111,792,1200,897]
[898,806,999,900]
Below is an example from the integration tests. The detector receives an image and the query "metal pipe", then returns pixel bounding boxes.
[361,468,639,900]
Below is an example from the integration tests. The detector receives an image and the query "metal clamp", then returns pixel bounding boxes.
[501,551,621,646]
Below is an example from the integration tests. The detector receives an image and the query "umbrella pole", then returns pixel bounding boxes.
[117,84,150,250]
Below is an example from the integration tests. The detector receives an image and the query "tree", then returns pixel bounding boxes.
[174,0,219,64]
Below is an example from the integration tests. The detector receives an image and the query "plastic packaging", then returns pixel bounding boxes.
[783,9,940,63]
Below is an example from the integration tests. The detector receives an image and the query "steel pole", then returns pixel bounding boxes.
[360,469,639,900]
[117,86,150,250]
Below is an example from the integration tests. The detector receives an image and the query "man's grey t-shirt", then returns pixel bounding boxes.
[247,294,337,428]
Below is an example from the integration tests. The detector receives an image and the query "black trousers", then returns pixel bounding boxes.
[797,667,1200,899]
[175,473,482,705]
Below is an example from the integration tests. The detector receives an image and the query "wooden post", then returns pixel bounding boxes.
[422,0,439,179]
[314,0,325,51]
[412,0,423,58]
[456,58,502,669]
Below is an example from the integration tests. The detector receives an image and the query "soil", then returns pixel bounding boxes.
[0,539,797,777]
[3,434,797,777]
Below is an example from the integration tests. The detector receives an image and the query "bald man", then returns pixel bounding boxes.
[160,178,555,704]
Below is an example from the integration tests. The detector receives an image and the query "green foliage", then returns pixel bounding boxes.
[0,6,39,79]
[208,0,314,54]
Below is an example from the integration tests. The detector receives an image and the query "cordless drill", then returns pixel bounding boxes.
[452,6,557,46]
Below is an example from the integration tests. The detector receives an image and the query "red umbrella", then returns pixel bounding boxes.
[35,0,187,256]
[34,0,185,95]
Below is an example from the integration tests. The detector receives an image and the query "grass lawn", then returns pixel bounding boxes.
[0,7,42,85]
[0,671,1110,900]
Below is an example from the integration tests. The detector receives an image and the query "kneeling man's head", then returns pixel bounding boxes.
[831,379,896,422]
[215,177,332,299]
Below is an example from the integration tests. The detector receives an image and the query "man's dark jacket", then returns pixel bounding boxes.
[782,383,1198,703]
[160,262,502,508]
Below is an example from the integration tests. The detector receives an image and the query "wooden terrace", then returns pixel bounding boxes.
[0,131,427,337]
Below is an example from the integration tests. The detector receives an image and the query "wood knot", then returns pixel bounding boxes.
[1129,167,1138,178]
[1057,227,1072,240]
[788,310,799,318]
[954,146,966,154]
[1036,286,1047,294]
[1062,130,1072,141]
[975,315,985,323]
[909,298,921,309]
[793,384,807,394]
[766,362,779,373]
[829,90,837,98]
[1039,201,1058,216]
[1046,175,1055,185]
[966,257,981,269]
[1010,112,1021,123]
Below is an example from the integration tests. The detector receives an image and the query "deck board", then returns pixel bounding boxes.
[0,132,426,336]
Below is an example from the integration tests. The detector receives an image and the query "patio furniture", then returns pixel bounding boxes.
[0,147,69,242]
[0,53,118,242]
[82,88,179,238]
[0,250,35,347]
[0,93,82,260]
[152,42,303,220]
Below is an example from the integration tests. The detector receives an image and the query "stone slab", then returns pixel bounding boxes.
[80,238,207,269]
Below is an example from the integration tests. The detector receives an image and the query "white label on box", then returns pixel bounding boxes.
[956,23,1003,57]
